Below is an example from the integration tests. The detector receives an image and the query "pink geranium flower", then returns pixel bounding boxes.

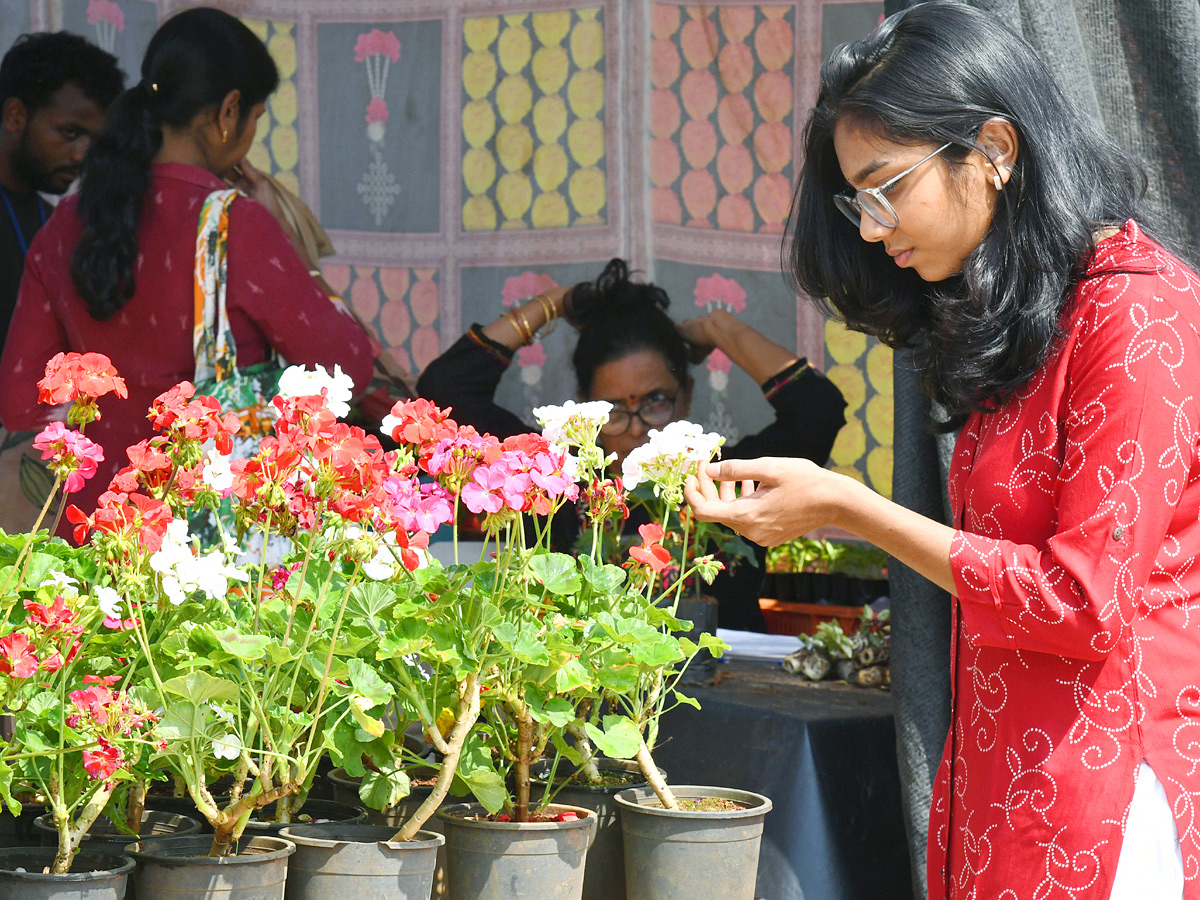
[33,422,105,493]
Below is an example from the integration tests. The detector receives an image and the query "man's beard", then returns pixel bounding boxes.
[10,132,75,195]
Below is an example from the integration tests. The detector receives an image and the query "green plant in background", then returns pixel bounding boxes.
[765,537,889,578]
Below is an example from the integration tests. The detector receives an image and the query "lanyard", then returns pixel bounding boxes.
[0,185,47,257]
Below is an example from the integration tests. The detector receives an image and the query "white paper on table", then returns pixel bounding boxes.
[716,628,805,661]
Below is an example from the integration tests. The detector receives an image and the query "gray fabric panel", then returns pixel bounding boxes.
[887,349,953,900]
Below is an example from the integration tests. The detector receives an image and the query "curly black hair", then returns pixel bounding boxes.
[569,258,690,398]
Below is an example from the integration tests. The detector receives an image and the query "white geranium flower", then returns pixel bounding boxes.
[150,520,248,605]
[95,586,123,619]
[202,447,234,493]
[621,420,724,498]
[212,733,242,761]
[533,400,612,446]
[277,364,354,418]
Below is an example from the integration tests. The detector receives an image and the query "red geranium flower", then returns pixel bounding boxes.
[82,740,121,781]
[38,352,127,406]
[629,523,672,573]
[0,634,39,678]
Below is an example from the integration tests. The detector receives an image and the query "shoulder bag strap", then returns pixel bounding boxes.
[193,188,240,385]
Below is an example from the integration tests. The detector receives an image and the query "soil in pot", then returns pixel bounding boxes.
[279,823,444,900]
[127,834,294,900]
[614,785,772,900]
[437,802,596,900]
[241,798,365,836]
[531,758,664,900]
[0,846,134,900]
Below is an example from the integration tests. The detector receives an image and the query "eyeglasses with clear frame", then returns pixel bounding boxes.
[833,142,953,230]
[599,390,678,436]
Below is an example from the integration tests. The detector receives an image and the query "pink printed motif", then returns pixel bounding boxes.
[365,97,389,125]
[87,0,124,53]
[87,0,124,29]
[693,272,746,313]
[502,272,558,308]
[931,222,1200,899]
[355,28,403,224]
[516,343,547,369]
[354,29,401,63]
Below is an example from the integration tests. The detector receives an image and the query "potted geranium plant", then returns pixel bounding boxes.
[0,353,156,897]
[14,361,469,899]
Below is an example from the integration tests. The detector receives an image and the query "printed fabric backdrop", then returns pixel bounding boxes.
[4,0,890,497]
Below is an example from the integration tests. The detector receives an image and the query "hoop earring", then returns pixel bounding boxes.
[222,128,229,144]
[993,173,1003,190]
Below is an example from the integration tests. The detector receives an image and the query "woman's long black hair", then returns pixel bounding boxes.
[786,1,1148,430]
[72,7,278,320]
[569,259,690,398]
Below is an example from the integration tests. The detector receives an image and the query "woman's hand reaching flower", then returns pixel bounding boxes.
[684,457,836,547]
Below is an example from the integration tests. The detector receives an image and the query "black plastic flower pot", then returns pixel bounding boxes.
[0,802,46,848]
[436,802,596,900]
[614,786,772,900]
[127,834,295,900]
[279,823,444,900]
[240,798,365,836]
[531,758,665,900]
[34,808,202,851]
[0,846,134,900]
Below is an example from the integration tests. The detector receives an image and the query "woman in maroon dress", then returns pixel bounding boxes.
[0,8,372,531]
[688,4,1200,898]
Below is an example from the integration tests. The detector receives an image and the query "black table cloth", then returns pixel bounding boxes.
[652,660,914,900]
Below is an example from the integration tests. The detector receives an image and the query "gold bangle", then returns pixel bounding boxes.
[502,310,531,344]
[513,308,535,343]
[533,293,557,337]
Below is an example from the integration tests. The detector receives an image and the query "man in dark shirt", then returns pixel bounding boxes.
[0,32,123,351]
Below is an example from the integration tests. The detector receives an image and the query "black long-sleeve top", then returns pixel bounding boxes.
[417,326,848,630]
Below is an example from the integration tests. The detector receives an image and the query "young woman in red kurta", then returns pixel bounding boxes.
[686,4,1200,899]
[0,9,372,529]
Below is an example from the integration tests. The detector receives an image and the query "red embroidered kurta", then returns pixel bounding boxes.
[0,163,373,531]
[930,221,1200,899]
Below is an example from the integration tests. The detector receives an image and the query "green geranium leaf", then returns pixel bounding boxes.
[325,720,370,777]
[554,658,590,693]
[630,633,683,668]
[359,764,411,812]
[459,768,506,814]
[673,690,701,710]
[698,633,728,657]
[529,553,582,596]
[156,701,209,743]
[25,691,59,720]
[161,671,238,706]
[584,715,641,760]
[580,557,627,594]
[213,629,270,662]
[348,658,394,705]
[512,627,550,666]
[526,687,575,728]
[550,731,583,766]
[348,582,399,622]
